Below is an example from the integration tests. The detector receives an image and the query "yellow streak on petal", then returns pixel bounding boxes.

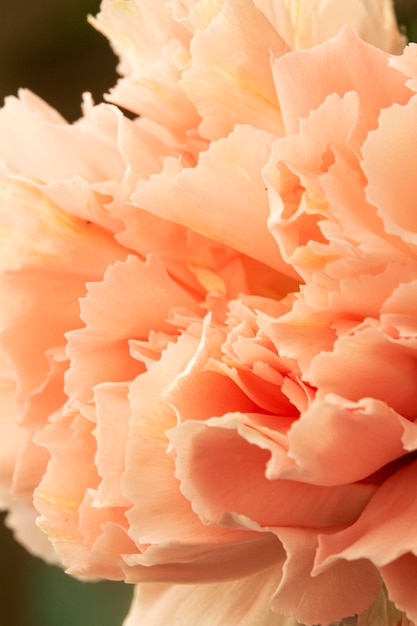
[188,262,227,294]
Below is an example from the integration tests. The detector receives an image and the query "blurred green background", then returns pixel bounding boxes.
[0,511,133,626]
[0,1,417,625]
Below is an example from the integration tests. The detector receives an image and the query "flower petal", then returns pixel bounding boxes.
[132,124,296,276]
[123,565,294,626]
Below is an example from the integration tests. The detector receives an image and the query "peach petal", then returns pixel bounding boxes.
[125,331,257,553]
[1,2,416,623]
[211,362,299,416]
[315,460,417,572]
[259,259,417,387]
[124,328,212,546]
[309,327,417,420]
[381,279,417,337]
[264,84,411,290]
[4,499,58,564]
[264,91,368,272]
[164,318,261,423]
[20,347,68,429]
[122,532,283,584]
[181,0,285,140]
[111,196,259,301]
[67,521,136,581]
[363,94,417,249]
[92,1,199,141]
[171,0,224,32]
[318,149,402,256]
[0,350,22,502]
[272,528,380,625]
[258,312,335,381]
[123,565,293,626]
[128,331,175,369]
[11,432,50,502]
[282,397,417,486]
[41,176,123,234]
[255,0,405,53]
[65,254,199,402]
[0,90,124,183]
[380,554,417,625]
[324,262,417,328]
[272,26,411,135]
[65,490,135,580]
[0,180,127,396]
[91,0,188,76]
[0,267,84,398]
[94,382,132,508]
[116,114,180,181]
[389,43,417,92]
[109,41,200,143]
[169,416,375,529]
[132,124,296,277]
[112,205,191,261]
[0,179,126,276]
[8,353,65,507]
[34,413,100,564]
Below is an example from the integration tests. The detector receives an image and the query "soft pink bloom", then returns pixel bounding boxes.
[0,1,416,625]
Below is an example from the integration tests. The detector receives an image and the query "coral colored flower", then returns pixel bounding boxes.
[1,1,416,625]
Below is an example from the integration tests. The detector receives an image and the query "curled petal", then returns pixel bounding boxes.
[316,460,417,572]
[169,416,375,529]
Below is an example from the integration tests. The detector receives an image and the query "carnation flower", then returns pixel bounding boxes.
[0,1,416,625]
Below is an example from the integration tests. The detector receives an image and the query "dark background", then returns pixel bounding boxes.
[0,0,118,121]
[0,1,417,625]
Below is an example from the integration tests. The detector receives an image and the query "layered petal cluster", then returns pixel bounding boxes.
[1,1,416,626]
